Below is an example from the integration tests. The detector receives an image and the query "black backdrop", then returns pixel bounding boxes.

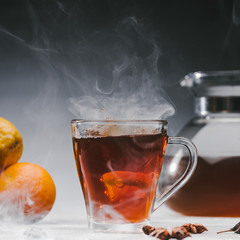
[0,0,240,133]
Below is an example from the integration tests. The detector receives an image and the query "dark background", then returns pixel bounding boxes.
[1,0,240,126]
[0,0,239,217]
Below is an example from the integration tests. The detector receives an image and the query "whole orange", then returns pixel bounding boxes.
[0,162,56,222]
[0,117,23,171]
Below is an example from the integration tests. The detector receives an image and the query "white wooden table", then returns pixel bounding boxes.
[1,206,239,240]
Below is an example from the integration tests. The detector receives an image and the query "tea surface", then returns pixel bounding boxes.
[73,133,167,223]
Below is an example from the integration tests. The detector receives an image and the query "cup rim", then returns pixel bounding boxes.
[71,119,168,125]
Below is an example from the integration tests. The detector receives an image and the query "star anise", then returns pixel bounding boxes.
[142,225,190,239]
[142,226,170,240]
[182,223,208,233]
[143,223,208,239]
[169,226,191,239]
[217,222,240,234]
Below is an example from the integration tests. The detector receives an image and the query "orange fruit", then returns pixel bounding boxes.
[101,171,153,201]
[0,162,56,222]
[101,171,158,222]
[0,117,23,171]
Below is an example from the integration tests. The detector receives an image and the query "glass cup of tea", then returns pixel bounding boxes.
[71,120,197,232]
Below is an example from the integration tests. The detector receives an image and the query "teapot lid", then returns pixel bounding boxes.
[181,70,240,97]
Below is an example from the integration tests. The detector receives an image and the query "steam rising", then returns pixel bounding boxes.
[68,17,175,120]
[0,2,176,228]
[0,12,175,121]
[0,190,48,224]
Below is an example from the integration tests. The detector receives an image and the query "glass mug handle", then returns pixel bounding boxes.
[153,136,198,211]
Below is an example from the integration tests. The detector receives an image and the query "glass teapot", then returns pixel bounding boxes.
[165,70,240,217]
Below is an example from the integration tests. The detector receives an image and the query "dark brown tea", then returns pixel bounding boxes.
[73,133,167,223]
[166,156,240,217]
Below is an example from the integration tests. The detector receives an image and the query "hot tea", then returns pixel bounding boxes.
[73,133,167,223]
[71,120,197,232]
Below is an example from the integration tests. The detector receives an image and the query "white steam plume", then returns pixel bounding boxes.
[67,17,175,120]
